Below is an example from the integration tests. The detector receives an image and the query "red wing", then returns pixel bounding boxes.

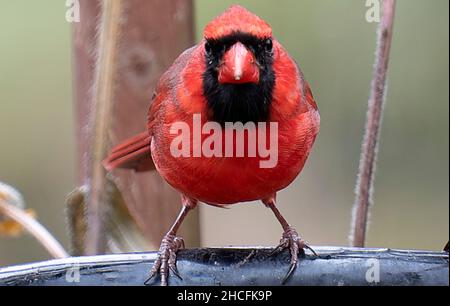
[103,46,198,173]
[294,59,318,112]
[102,132,154,172]
[147,45,197,132]
[303,81,318,111]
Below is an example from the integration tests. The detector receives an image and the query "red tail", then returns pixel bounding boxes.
[103,132,155,172]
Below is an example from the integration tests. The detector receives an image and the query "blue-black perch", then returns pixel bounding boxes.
[0,247,448,286]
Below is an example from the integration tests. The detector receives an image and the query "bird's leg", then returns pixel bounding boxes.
[145,195,197,286]
[262,195,316,284]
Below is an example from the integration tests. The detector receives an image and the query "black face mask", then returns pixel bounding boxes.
[202,32,276,124]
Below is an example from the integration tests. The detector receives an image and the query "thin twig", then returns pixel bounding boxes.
[350,0,396,247]
[85,0,124,255]
[0,183,68,259]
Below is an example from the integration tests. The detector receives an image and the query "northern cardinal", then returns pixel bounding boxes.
[104,5,319,285]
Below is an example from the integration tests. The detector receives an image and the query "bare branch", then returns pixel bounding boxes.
[350,0,396,247]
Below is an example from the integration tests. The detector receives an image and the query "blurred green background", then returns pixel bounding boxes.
[0,0,448,266]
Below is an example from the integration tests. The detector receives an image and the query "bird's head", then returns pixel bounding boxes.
[202,5,276,124]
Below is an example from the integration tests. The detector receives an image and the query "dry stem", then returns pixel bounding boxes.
[350,0,396,247]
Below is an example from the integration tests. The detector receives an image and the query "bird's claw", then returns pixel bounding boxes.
[270,226,316,284]
[144,234,185,286]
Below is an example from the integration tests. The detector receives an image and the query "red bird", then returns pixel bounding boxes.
[104,5,319,285]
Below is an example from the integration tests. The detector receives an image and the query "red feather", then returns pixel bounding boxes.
[103,5,320,206]
[102,132,153,172]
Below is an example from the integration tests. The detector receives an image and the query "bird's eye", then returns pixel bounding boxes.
[205,42,212,55]
[264,39,273,51]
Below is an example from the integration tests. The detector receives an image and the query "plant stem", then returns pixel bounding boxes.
[85,0,124,255]
[350,0,396,247]
[0,199,68,259]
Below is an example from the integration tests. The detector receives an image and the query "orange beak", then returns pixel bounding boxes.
[218,42,260,84]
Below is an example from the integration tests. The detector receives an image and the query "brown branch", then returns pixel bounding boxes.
[350,0,396,247]
[85,0,124,255]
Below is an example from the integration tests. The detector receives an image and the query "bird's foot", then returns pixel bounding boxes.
[270,226,317,284]
[144,234,185,286]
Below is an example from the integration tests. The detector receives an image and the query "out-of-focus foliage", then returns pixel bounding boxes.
[65,180,150,256]
[0,182,36,237]
[0,209,36,238]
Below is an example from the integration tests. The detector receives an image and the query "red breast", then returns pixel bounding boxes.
[149,41,319,205]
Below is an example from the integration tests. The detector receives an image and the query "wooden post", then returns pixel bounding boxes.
[72,0,200,252]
